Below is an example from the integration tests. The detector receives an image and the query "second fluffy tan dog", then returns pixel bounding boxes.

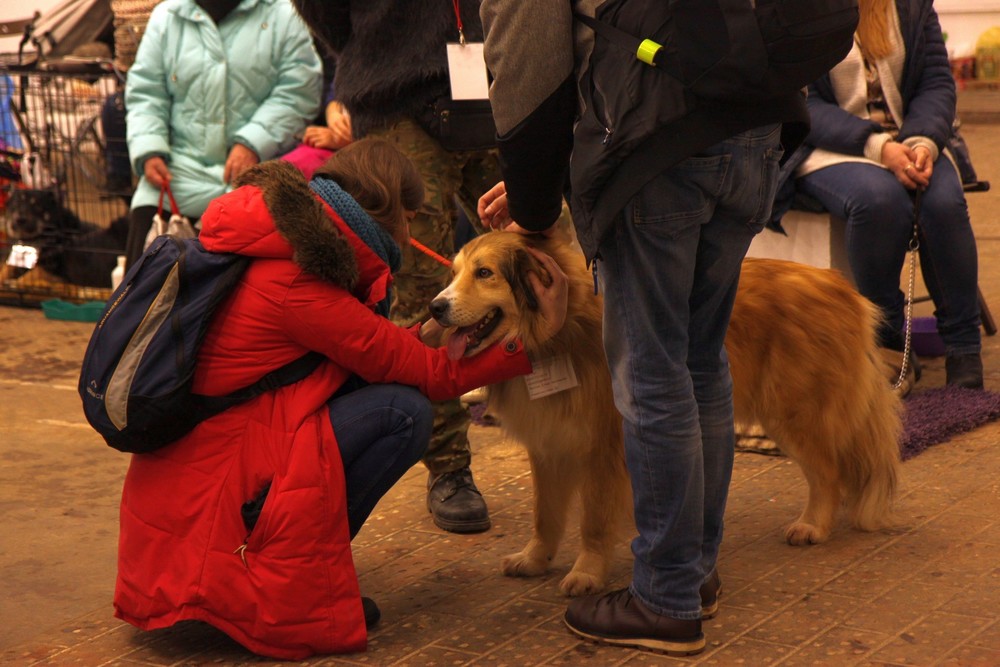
[430,232,902,596]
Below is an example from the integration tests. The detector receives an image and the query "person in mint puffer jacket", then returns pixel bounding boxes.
[122,0,322,268]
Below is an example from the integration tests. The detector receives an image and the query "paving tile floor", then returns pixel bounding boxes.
[2,120,1000,667]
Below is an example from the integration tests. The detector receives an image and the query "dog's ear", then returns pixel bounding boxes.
[500,247,543,312]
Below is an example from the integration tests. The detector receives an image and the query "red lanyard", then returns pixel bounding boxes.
[451,0,466,45]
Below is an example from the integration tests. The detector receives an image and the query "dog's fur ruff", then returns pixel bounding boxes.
[431,232,902,596]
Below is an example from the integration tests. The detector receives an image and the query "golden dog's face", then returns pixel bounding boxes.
[430,234,547,359]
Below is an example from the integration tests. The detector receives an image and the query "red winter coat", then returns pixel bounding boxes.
[113,161,531,659]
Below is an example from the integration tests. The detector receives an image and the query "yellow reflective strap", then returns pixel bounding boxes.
[636,38,662,66]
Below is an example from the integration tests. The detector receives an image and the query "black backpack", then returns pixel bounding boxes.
[576,0,859,103]
[79,235,322,453]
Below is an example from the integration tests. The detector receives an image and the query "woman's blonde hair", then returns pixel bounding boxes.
[857,0,894,61]
[314,139,425,244]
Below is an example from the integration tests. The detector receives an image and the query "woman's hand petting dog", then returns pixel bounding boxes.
[478,181,560,237]
[525,246,569,342]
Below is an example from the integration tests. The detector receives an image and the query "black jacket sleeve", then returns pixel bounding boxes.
[497,76,577,232]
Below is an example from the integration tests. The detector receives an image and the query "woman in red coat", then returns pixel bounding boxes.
[113,140,567,659]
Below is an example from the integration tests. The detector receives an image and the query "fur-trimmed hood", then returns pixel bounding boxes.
[198,160,374,292]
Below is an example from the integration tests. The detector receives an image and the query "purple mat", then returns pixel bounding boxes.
[901,386,1000,460]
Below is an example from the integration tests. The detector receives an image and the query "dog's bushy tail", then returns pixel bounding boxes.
[841,311,904,532]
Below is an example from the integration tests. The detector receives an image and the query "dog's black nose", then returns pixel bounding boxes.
[429,297,450,320]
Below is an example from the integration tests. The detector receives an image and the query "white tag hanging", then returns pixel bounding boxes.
[446,42,489,100]
[524,355,579,399]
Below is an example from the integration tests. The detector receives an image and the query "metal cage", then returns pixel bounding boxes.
[0,57,131,306]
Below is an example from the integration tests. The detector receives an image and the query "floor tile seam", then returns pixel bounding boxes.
[967,617,1000,650]
[765,622,892,667]
[537,639,635,667]
[931,619,1000,666]
[13,646,71,667]
[21,616,130,665]
[877,500,993,569]
[440,610,568,664]
[727,459,797,489]
[738,591,864,648]
[704,568,857,654]
[418,642,484,663]
[850,609,989,664]
[900,436,994,475]
[97,654,162,667]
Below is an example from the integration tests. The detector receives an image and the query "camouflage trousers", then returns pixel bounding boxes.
[368,118,499,475]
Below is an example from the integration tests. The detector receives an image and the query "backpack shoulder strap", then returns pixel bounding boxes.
[574,12,665,67]
[195,351,326,419]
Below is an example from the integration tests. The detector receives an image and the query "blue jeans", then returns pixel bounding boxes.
[798,158,980,355]
[598,124,783,619]
[327,383,433,538]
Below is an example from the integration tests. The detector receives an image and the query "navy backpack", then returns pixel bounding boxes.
[79,235,321,453]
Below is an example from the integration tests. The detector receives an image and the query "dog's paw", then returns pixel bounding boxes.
[559,570,605,597]
[501,551,549,578]
[785,522,829,546]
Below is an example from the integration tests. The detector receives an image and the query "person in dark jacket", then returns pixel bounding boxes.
[772,0,983,390]
[477,0,809,656]
[290,0,506,533]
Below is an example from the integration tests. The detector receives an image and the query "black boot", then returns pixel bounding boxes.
[426,466,491,533]
[946,353,984,389]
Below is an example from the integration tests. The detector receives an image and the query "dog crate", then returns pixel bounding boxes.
[1,56,131,307]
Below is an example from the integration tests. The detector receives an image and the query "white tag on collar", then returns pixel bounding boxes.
[446,42,489,100]
[525,354,579,399]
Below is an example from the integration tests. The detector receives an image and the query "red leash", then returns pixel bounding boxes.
[410,237,453,268]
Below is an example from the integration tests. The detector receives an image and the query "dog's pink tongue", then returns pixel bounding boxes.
[446,331,468,360]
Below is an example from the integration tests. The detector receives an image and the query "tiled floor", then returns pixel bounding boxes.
[2,120,1000,667]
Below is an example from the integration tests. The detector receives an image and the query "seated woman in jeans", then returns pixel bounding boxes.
[113,139,569,659]
[772,0,983,391]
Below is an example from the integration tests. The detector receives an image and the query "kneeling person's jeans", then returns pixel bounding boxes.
[328,383,433,538]
[598,124,783,619]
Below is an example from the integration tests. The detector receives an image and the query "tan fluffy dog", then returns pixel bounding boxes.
[430,232,902,596]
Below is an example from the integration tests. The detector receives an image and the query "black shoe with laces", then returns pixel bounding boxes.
[426,466,491,533]
[564,587,705,656]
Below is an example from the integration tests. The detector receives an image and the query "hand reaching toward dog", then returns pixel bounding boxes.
[526,247,569,341]
[479,181,560,237]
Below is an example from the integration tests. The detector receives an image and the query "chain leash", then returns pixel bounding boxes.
[892,190,923,391]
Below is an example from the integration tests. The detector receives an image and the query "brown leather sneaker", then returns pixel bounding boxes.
[700,568,723,619]
[564,588,705,656]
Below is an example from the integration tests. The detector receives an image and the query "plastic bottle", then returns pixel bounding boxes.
[111,255,127,290]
